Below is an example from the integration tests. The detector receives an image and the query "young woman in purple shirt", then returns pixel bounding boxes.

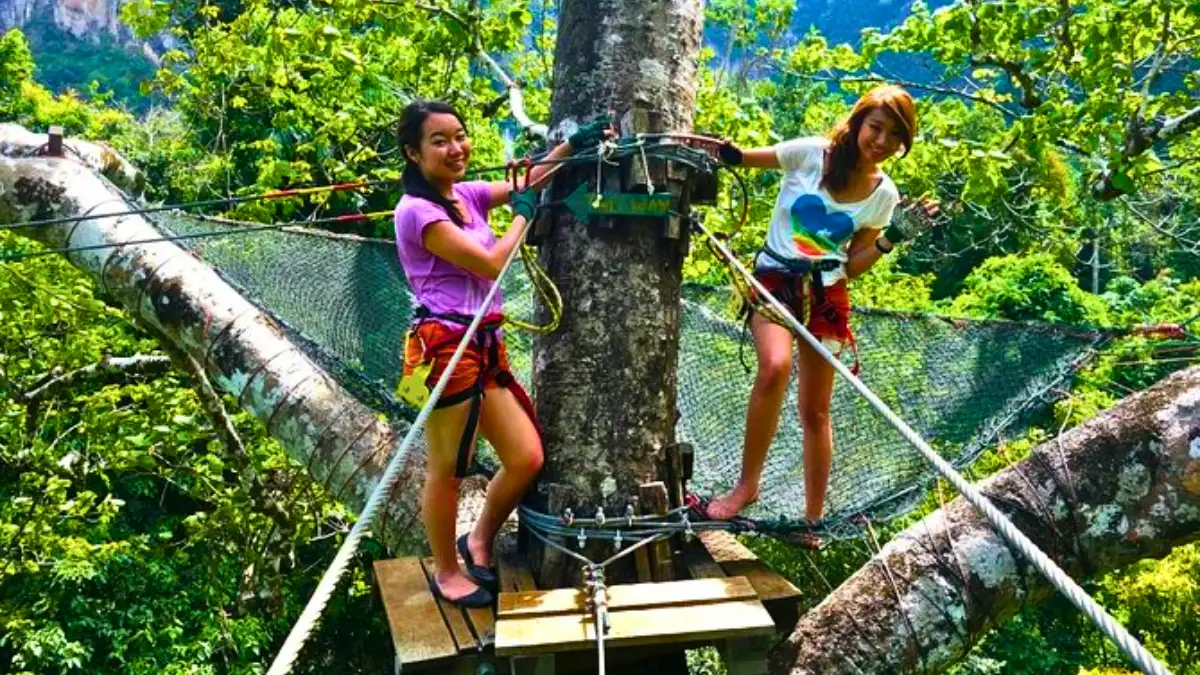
[394,100,608,607]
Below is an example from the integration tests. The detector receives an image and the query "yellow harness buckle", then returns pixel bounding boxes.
[396,331,433,409]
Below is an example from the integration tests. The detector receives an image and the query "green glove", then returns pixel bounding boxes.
[883,197,939,243]
[510,187,538,221]
[568,116,611,150]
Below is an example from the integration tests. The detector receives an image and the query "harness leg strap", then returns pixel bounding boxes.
[455,387,484,479]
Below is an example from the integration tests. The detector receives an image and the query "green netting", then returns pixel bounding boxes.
[151,212,1106,535]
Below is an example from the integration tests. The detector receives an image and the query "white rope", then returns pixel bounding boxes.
[692,216,1174,675]
[474,38,549,140]
[265,214,536,675]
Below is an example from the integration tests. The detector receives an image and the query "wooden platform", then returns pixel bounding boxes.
[374,557,496,674]
[375,530,802,674]
[495,576,774,656]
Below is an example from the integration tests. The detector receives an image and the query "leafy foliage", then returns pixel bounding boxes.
[1,0,1198,673]
[0,232,392,674]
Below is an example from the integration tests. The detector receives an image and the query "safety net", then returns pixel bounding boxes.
[150,211,1107,536]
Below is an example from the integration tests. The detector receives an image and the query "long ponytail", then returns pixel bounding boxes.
[398,100,468,227]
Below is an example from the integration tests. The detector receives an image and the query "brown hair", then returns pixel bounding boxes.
[821,85,916,193]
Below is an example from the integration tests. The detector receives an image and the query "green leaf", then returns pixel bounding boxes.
[1110,170,1135,193]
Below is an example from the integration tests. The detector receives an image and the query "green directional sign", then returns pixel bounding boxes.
[563,183,672,220]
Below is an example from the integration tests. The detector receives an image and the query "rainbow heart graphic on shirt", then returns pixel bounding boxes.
[790,194,854,257]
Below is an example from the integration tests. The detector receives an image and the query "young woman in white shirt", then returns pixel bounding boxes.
[708,85,933,547]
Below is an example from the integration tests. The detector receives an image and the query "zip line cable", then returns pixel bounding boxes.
[0,211,394,263]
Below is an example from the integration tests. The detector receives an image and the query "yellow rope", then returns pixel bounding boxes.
[504,244,564,334]
[710,238,804,330]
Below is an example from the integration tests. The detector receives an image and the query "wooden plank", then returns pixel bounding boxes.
[635,540,654,583]
[535,483,571,589]
[721,560,802,605]
[681,536,727,581]
[511,654,556,675]
[465,604,495,648]
[634,482,656,583]
[495,598,775,656]
[697,531,801,602]
[639,482,675,582]
[697,530,755,564]
[498,576,757,618]
[420,558,481,653]
[495,538,555,675]
[373,558,459,666]
[721,635,773,675]
[697,531,802,631]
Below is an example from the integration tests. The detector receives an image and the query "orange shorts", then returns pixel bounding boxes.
[751,270,858,371]
[402,316,511,406]
[402,311,540,478]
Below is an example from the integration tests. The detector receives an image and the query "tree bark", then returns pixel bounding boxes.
[532,0,704,524]
[770,365,1200,675]
[0,128,470,552]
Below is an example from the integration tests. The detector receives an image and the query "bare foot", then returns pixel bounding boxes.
[434,569,483,602]
[706,483,760,520]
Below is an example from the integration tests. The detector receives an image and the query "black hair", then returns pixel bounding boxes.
[398,100,468,227]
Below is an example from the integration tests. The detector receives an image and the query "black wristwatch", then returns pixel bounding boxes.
[875,236,894,254]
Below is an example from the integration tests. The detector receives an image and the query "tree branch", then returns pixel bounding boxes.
[1135,5,1174,127]
[786,70,1022,120]
[970,54,1041,110]
[771,365,1200,674]
[20,355,173,404]
[181,351,248,460]
[1157,104,1200,144]
[412,0,470,28]
[1120,197,1200,254]
[1057,0,1076,67]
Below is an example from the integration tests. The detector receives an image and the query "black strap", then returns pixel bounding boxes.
[456,389,483,478]
[413,305,477,325]
[757,243,842,275]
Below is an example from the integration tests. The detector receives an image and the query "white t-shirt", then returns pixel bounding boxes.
[757,137,899,286]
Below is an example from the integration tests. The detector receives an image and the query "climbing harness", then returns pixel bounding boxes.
[403,307,541,478]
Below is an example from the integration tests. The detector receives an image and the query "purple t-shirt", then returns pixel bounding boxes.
[394,181,504,319]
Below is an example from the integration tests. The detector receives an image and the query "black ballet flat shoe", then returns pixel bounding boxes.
[457,534,499,589]
[429,577,494,609]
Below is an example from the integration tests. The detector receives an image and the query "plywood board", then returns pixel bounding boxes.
[697,531,802,603]
[498,577,757,618]
[374,558,458,665]
[495,598,775,656]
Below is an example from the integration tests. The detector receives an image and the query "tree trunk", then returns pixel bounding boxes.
[531,0,704,533]
[770,365,1200,675]
[0,128,482,553]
